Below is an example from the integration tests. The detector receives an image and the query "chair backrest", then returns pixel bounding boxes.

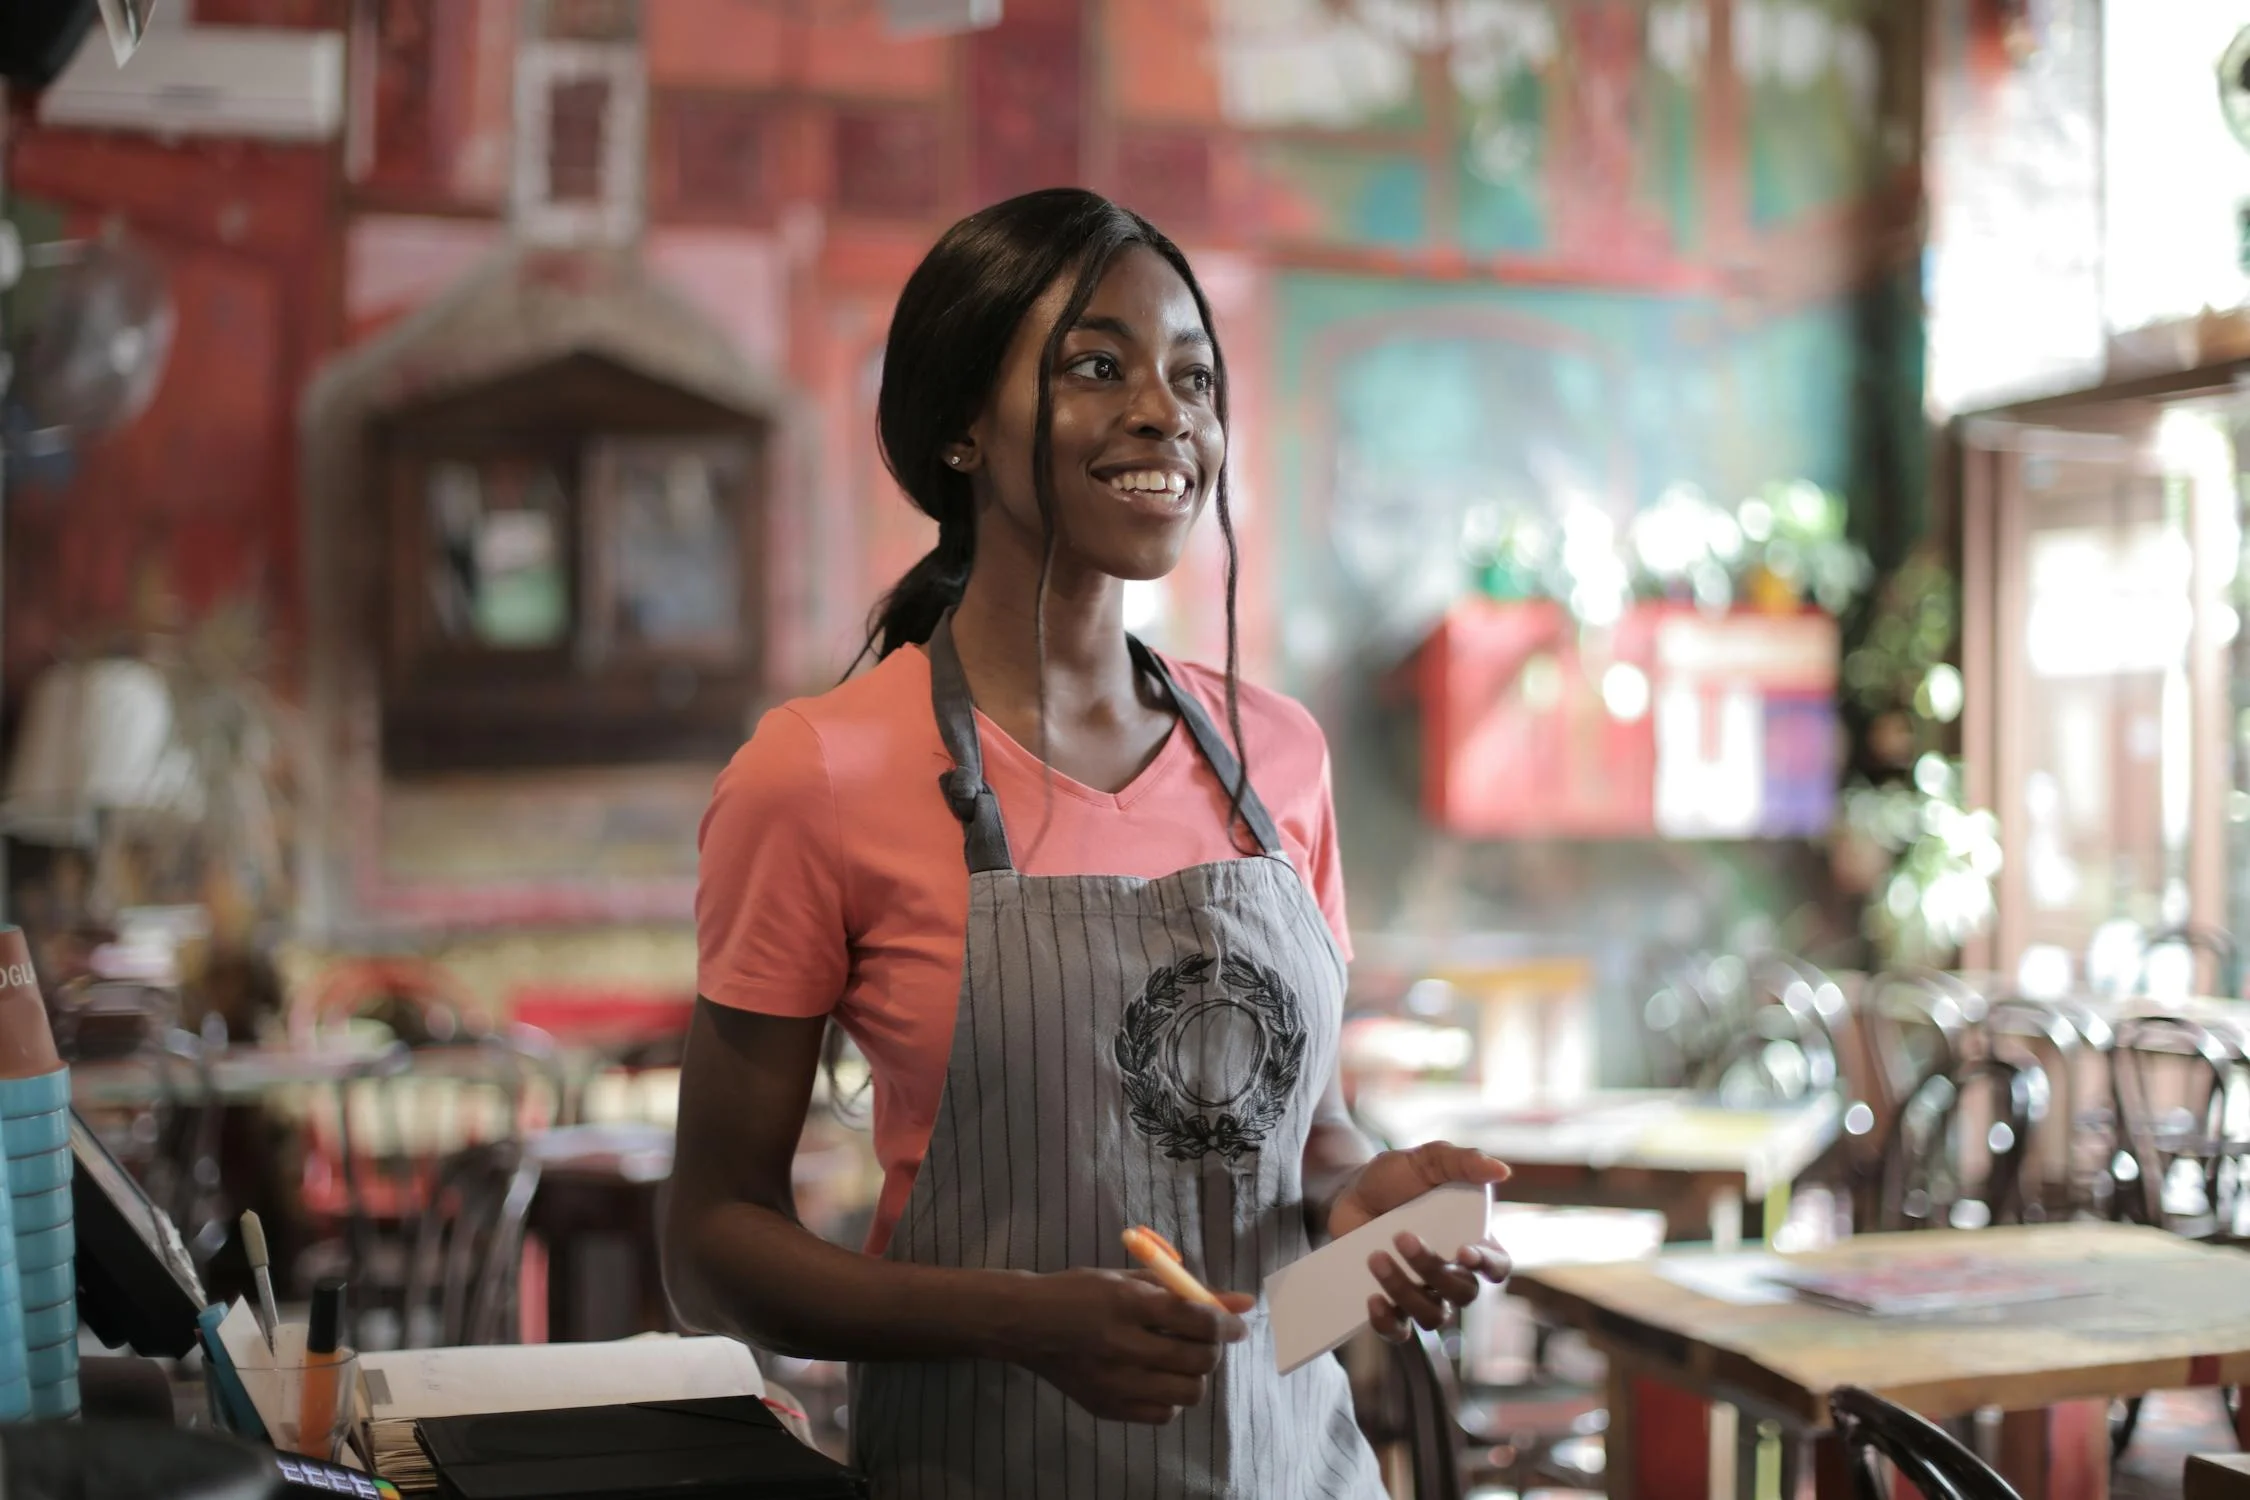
[403,1140,542,1348]
[1872,1046,2048,1232]
[2137,924,2242,1002]
[1640,953,1741,1088]
[92,1027,230,1265]
[1983,997,2108,1218]
[309,1027,564,1344]
[1693,955,1846,1107]
[1830,1386,2020,1500]
[2107,1014,2247,1237]
[1358,1329,1464,1500]
[1860,970,1984,1125]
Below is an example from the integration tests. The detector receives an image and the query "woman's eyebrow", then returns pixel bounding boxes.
[1070,313,1214,350]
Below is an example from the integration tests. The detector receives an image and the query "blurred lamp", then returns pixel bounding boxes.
[2,657,194,845]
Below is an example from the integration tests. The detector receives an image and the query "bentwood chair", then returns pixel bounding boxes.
[1830,1386,2020,1500]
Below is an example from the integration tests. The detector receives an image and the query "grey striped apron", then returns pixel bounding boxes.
[850,618,1384,1499]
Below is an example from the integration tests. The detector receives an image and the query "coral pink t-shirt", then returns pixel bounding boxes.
[695,643,1351,1254]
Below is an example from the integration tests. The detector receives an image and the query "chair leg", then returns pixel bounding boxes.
[2109,1395,2141,1460]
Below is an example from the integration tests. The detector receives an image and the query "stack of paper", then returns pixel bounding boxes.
[358,1336,765,1496]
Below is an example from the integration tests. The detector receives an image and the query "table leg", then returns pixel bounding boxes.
[1709,1189,1745,1499]
[1798,1429,1851,1500]
[1609,1364,1710,1500]
[1997,1400,2110,1500]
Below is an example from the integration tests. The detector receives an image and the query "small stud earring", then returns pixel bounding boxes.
[947,454,962,467]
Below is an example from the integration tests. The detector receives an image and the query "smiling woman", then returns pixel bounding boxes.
[666,190,1512,1499]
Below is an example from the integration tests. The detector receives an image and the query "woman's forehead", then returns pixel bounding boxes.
[1053,248,1207,343]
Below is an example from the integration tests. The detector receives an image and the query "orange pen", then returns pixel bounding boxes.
[295,1278,348,1460]
[1122,1227,1224,1308]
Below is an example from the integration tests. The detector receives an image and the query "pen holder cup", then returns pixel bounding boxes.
[245,1345,359,1463]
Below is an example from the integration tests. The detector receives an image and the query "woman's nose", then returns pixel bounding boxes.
[1126,375,1191,440]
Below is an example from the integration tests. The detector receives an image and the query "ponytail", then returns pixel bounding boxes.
[866,501,974,661]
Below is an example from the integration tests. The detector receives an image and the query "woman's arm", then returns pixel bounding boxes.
[1300,1069,1375,1241]
[662,999,1250,1420]
[661,1000,1015,1361]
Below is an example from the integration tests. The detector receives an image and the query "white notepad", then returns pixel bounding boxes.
[357,1334,764,1422]
[1266,1183,1492,1374]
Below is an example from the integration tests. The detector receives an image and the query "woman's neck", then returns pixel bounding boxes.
[943,494,1183,764]
[951,558,1135,723]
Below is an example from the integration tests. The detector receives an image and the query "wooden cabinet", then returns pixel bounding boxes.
[377,353,767,773]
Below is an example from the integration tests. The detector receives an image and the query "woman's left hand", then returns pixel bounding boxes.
[1328,1142,1513,1342]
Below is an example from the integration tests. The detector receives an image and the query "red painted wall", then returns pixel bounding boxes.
[6,0,1918,702]
[4,125,340,693]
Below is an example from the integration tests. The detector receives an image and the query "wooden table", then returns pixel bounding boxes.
[71,1043,404,1106]
[2188,1453,2250,1500]
[1356,1086,1844,1247]
[1513,1222,2250,1500]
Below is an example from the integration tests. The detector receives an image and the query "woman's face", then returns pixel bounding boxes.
[967,245,1225,584]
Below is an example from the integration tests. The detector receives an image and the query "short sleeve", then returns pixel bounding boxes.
[1306,739,1353,963]
[695,708,851,1017]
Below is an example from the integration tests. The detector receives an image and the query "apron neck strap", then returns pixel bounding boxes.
[926,613,1287,872]
[1126,637,1285,858]
[927,614,1015,875]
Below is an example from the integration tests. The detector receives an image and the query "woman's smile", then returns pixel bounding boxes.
[1091,459,1200,519]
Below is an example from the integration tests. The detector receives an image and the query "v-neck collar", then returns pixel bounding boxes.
[969,702,1191,813]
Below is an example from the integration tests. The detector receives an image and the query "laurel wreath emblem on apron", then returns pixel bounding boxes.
[1113,952,1307,1161]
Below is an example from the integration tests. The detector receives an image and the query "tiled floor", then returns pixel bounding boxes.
[2113,1389,2240,1500]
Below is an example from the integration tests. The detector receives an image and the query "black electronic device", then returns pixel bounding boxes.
[71,1107,207,1358]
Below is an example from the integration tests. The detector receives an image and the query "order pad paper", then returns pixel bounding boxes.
[1265,1183,1492,1375]
[357,1335,763,1423]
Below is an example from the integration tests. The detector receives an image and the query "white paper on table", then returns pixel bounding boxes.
[1652,1251,1795,1306]
[356,1334,764,1423]
[1265,1184,1491,1375]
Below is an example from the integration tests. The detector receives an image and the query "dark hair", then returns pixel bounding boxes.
[860,188,1251,841]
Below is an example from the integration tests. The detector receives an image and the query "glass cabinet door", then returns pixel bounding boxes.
[1965,399,2236,998]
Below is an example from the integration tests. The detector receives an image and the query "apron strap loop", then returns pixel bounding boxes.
[939,766,985,824]
[927,615,1015,874]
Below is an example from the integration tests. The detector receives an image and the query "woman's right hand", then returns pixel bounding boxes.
[1008,1268,1253,1425]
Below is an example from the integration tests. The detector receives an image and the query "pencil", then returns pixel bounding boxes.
[1122,1227,1224,1308]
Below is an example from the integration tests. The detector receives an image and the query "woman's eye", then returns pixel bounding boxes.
[1067,353,1121,380]
[1182,367,1216,395]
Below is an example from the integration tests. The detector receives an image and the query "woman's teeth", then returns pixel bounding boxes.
[1108,471,1189,497]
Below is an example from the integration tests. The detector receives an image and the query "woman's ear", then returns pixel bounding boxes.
[943,440,981,474]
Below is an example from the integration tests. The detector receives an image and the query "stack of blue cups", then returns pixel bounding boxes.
[0,1154,26,1421]
[1,1068,72,1419]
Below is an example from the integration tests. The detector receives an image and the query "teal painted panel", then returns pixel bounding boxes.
[1644,65,1701,254]
[1457,69,1549,256]
[1253,143,1429,249]
[1741,0,1889,226]
[1267,272,1921,679]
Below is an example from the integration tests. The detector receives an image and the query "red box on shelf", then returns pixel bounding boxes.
[1414,599,1839,840]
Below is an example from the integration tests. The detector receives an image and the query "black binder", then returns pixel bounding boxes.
[416,1394,865,1499]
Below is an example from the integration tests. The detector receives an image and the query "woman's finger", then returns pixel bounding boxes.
[1395,1234,1480,1305]
[1462,1241,1513,1285]
[1367,1292,1410,1343]
[1368,1250,1449,1328]
[1407,1141,1512,1188]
